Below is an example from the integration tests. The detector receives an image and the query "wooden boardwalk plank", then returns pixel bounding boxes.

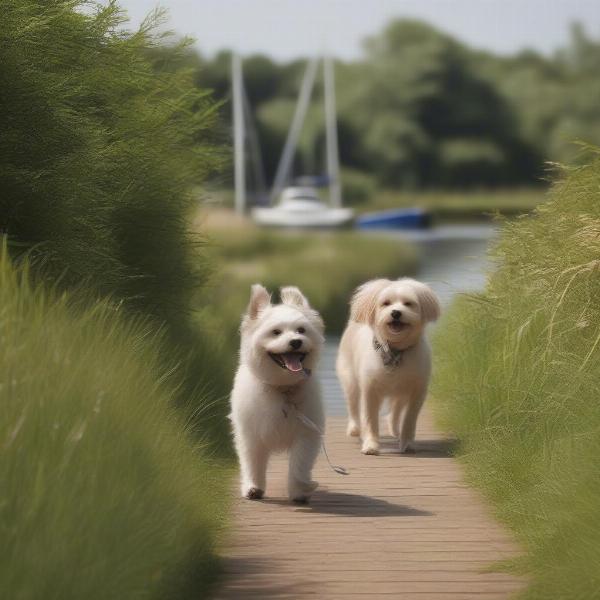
[215,408,524,599]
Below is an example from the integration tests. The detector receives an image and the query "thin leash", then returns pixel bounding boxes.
[284,399,349,476]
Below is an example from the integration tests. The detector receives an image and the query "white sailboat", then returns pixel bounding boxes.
[232,54,353,228]
[253,184,353,227]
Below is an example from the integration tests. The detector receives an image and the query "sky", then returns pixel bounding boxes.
[120,0,600,61]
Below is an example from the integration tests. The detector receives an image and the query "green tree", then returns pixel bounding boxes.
[340,20,541,187]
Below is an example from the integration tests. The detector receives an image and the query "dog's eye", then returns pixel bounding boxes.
[382,300,391,306]
[404,301,414,308]
[272,329,282,336]
[297,327,306,334]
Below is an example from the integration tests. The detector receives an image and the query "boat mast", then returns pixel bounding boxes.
[323,55,341,208]
[232,53,246,214]
[270,57,320,203]
[242,82,268,205]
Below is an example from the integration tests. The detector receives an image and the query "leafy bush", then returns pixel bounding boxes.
[1,0,219,321]
[432,147,600,598]
[0,0,230,447]
[0,250,230,600]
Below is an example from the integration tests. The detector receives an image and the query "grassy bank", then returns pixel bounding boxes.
[1,3,235,598]
[196,210,416,369]
[358,188,547,221]
[0,251,231,600]
[432,152,600,598]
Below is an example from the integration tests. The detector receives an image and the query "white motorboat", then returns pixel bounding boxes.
[252,186,353,228]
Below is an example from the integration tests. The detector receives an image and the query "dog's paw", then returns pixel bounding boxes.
[292,495,310,505]
[399,441,416,454]
[346,420,360,437]
[288,479,318,502]
[245,487,264,500]
[361,440,380,455]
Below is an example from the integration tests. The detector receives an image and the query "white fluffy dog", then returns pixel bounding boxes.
[336,278,441,455]
[230,284,325,502]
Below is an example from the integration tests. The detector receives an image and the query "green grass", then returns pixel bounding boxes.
[1,4,236,597]
[360,188,547,220]
[431,151,600,598]
[0,250,232,600]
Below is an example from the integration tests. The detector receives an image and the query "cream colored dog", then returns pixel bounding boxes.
[336,278,440,455]
[230,284,325,503]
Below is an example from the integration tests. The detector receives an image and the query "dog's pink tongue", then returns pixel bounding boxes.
[282,353,303,372]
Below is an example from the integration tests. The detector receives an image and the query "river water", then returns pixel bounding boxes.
[322,223,498,415]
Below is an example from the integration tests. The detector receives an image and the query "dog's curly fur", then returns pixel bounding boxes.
[229,284,325,502]
[336,278,441,455]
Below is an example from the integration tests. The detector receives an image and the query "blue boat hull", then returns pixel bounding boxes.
[356,208,432,230]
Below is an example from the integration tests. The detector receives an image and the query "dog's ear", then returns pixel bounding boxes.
[281,286,324,338]
[280,286,310,309]
[350,279,389,324]
[406,279,441,322]
[246,284,271,320]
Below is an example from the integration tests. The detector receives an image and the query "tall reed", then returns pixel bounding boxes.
[0,248,230,600]
[433,147,600,598]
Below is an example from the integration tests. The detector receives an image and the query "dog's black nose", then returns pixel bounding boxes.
[391,310,402,320]
[289,339,303,350]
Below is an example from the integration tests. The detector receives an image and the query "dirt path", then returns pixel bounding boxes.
[216,408,523,600]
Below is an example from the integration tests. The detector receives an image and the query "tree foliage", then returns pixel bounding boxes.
[194,18,600,190]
